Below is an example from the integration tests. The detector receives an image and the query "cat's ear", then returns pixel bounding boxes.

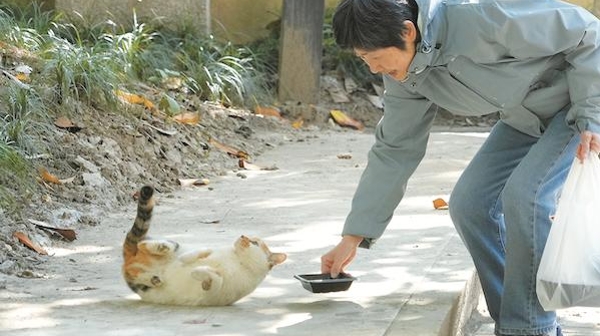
[236,235,251,249]
[269,252,287,267]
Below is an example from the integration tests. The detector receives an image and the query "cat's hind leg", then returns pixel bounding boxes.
[138,239,179,256]
[178,249,213,264]
[191,266,223,291]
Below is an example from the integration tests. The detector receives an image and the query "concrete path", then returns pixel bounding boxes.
[0,129,492,336]
[465,289,600,336]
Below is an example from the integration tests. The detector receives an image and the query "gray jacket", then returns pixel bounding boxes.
[343,0,600,248]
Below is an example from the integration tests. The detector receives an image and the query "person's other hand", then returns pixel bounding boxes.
[321,235,363,278]
[577,131,600,162]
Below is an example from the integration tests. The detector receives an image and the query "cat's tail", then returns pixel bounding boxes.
[123,185,155,258]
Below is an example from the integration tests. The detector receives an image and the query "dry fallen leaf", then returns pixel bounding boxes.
[178,178,210,188]
[39,167,61,184]
[292,118,304,129]
[54,117,83,132]
[330,110,365,131]
[13,231,48,255]
[209,138,249,159]
[433,198,449,210]
[54,116,74,128]
[238,159,278,171]
[254,105,282,118]
[238,159,262,171]
[144,122,178,136]
[173,112,200,125]
[27,219,77,242]
[115,90,156,111]
[15,72,29,82]
[337,154,352,160]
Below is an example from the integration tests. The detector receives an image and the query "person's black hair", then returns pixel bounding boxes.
[332,0,420,51]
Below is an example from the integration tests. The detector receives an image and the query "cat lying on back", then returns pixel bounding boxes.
[122,185,287,306]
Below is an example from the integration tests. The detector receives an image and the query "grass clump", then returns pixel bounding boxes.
[0,84,47,212]
[41,28,125,109]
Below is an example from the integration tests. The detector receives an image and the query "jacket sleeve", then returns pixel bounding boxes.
[480,1,600,134]
[561,7,600,134]
[342,75,436,248]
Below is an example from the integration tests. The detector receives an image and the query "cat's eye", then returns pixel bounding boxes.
[250,240,259,246]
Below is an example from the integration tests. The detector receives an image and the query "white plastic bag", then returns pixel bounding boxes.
[536,152,600,311]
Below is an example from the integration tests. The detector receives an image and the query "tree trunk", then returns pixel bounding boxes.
[278,0,325,104]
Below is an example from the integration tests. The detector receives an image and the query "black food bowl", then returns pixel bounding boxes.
[294,273,357,293]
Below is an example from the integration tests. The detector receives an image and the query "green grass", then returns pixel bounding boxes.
[0,84,46,213]
[0,144,34,212]
[41,29,125,108]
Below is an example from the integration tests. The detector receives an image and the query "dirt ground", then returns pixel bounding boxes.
[0,77,498,280]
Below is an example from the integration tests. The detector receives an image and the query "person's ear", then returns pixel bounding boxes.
[401,20,418,43]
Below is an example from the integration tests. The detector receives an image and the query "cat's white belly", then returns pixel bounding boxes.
[137,253,268,306]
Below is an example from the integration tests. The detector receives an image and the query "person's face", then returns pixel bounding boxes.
[353,21,418,81]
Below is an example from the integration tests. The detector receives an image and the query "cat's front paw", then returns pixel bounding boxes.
[191,266,222,291]
[201,278,213,291]
[151,275,162,286]
[156,243,172,254]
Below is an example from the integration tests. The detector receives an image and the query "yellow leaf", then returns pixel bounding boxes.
[292,118,304,129]
[116,90,155,110]
[173,112,199,125]
[433,198,449,210]
[15,73,29,82]
[255,105,282,118]
[330,110,364,130]
[38,167,61,184]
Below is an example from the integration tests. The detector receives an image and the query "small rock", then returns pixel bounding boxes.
[75,156,100,173]
[0,260,15,272]
[82,173,108,187]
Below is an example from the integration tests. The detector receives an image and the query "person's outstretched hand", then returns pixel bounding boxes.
[321,235,363,278]
[577,130,600,162]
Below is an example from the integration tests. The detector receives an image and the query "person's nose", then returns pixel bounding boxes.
[364,60,382,74]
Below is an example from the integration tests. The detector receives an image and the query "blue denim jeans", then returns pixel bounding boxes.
[449,111,578,336]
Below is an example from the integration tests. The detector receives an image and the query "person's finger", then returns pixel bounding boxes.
[591,133,600,154]
[321,256,332,274]
[330,265,341,278]
[331,256,345,278]
[578,131,593,162]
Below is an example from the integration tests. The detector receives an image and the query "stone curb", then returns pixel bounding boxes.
[439,271,482,336]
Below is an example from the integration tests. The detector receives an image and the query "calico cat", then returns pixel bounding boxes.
[122,185,287,306]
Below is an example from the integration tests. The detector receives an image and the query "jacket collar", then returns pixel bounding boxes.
[414,0,444,52]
